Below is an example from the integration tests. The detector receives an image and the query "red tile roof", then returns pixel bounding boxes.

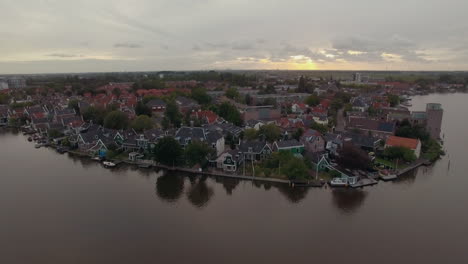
[386,136,420,150]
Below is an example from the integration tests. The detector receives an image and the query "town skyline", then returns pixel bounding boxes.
[1,0,468,74]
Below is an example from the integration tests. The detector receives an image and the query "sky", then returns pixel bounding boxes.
[1,0,468,74]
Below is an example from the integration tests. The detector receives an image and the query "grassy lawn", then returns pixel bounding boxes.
[375,158,408,169]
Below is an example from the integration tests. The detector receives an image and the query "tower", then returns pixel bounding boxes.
[425,103,443,139]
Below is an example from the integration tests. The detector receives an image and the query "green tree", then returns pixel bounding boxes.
[243,128,258,141]
[135,101,152,116]
[164,100,183,128]
[282,157,309,180]
[68,99,80,114]
[297,76,307,92]
[82,106,107,125]
[217,102,243,126]
[0,93,10,104]
[383,146,416,162]
[112,87,122,98]
[153,137,183,166]
[310,122,328,134]
[225,87,240,100]
[131,115,154,132]
[337,144,371,170]
[387,94,400,107]
[191,87,212,105]
[103,111,129,130]
[184,141,214,167]
[305,95,320,106]
[48,129,63,139]
[259,123,281,143]
[292,128,304,141]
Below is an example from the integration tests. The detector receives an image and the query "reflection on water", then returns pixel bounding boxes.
[277,185,309,203]
[331,189,368,214]
[156,172,185,203]
[186,175,214,208]
[214,177,240,195]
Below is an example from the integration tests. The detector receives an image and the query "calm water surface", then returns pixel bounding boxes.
[1,93,468,264]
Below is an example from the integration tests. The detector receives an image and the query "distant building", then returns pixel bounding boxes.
[353,73,362,83]
[0,79,8,90]
[7,77,26,89]
[410,103,443,140]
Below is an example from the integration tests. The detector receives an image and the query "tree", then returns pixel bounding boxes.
[164,100,182,128]
[305,95,320,107]
[243,128,258,141]
[48,129,63,139]
[0,93,10,104]
[82,106,106,125]
[131,115,154,132]
[383,146,416,162]
[216,102,242,126]
[310,122,328,134]
[245,94,252,105]
[68,99,80,114]
[191,87,212,105]
[103,111,129,130]
[292,128,304,141]
[337,144,371,170]
[282,157,309,180]
[135,101,152,116]
[225,87,239,100]
[259,123,281,143]
[184,141,214,167]
[112,87,122,98]
[153,137,183,166]
[298,76,307,92]
[387,94,400,107]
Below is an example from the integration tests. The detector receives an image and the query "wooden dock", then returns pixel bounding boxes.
[350,178,378,188]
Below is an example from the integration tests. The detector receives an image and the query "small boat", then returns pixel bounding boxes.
[92,156,102,161]
[329,178,348,187]
[379,170,397,181]
[56,147,67,154]
[27,137,33,142]
[34,143,43,149]
[103,161,116,167]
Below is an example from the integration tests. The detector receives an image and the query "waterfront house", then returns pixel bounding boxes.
[272,140,304,155]
[300,129,326,153]
[324,133,343,156]
[385,136,422,158]
[206,130,225,158]
[216,149,244,172]
[342,132,381,152]
[238,140,272,161]
[175,127,206,148]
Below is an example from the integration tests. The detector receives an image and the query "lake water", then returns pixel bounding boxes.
[1,93,467,264]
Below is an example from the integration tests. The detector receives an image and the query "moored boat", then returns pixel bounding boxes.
[103,161,116,167]
[329,178,348,187]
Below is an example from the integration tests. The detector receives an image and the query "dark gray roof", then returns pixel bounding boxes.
[146,99,166,108]
[239,140,269,153]
[143,128,164,141]
[206,130,223,144]
[175,127,206,142]
[275,139,304,149]
[343,132,379,148]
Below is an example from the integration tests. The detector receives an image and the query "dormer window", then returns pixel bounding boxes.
[248,147,253,152]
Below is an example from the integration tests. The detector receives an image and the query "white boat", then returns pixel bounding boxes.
[92,156,102,161]
[329,178,348,187]
[102,161,116,167]
[34,143,43,148]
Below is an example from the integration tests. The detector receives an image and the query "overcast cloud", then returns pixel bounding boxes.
[0,0,467,73]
